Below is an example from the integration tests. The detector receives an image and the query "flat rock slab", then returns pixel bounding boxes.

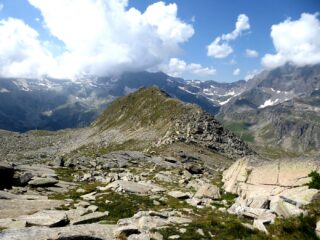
[168,191,190,199]
[0,223,117,240]
[0,199,63,218]
[19,210,69,227]
[28,177,58,187]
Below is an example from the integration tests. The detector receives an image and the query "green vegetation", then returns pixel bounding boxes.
[157,209,266,240]
[28,130,58,136]
[268,215,318,240]
[308,171,320,189]
[93,87,194,131]
[223,121,255,143]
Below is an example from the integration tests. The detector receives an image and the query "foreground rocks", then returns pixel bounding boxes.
[0,223,117,240]
[223,156,320,233]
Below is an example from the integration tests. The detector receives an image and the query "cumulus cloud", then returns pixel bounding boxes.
[245,49,258,58]
[207,38,233,58]
[262,13,320,68]
[0,18,55,77]
[233,68,240,76]
[207,14,250,58]
[0,0,194,78]
[161,58,216,77]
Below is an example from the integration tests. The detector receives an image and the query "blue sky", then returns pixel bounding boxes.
[0,0,319,81]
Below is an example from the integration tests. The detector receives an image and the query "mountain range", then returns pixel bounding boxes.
[0,63,319,155]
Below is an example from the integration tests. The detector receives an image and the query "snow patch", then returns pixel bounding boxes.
[259,98,280,108]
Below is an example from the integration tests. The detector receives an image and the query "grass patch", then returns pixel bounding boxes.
[54,167,80,182]
[268,215,318,240]
[223,121,255,143]
[157,209,267,240]
[308,171,320,189]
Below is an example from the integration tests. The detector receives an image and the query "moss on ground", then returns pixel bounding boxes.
[157,209,267,240]
[223,121,255,143]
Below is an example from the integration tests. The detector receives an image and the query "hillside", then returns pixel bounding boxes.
[218,64,320,157]
[88,87,252,160]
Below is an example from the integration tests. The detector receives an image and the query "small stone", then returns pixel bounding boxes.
[168,235,180,239]
[87,205,98,213]
[76,188,86,193]
[196,228,205,236]
[80,192,96,201]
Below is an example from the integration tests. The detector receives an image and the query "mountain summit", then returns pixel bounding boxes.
[91,87,252,159]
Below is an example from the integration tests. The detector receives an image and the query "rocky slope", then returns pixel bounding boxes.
[219,64,320,155]
[0,87,319,239]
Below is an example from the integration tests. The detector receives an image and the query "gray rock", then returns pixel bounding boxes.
[0,223,117,240]
[253,219,269,235]
[184,164,203,174]
[28,177,58,187]
[106,180,152,194]
[114,225,140,238]
[0,218,26,230]
[20,210,69,227]
[0,199,63,218]
[194,184,220,199]
[13,172,33,186]
[168,191,190,199]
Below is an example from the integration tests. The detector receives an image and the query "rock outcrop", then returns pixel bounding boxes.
[223,157,320,232]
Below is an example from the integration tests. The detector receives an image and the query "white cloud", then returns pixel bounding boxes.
[0,0,194,78]
[207,37,233,58]
[233,68,240,76]
[161,58,216,77]
[221,14,250,41]
[244,69,260,81]
[245,49,258,58]
[207,14,250,58]
[262,13,320,68]
[0,18,55,78]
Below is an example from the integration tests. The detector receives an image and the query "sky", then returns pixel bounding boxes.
[0,0,319,82]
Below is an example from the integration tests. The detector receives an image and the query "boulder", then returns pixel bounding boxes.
[13,172,33,186]
[19,210,69,227]
[28,177,58,187]
[194,184,220,199]
[184,164,203,174]
[168,191,190,199]
[0,162,14,189]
